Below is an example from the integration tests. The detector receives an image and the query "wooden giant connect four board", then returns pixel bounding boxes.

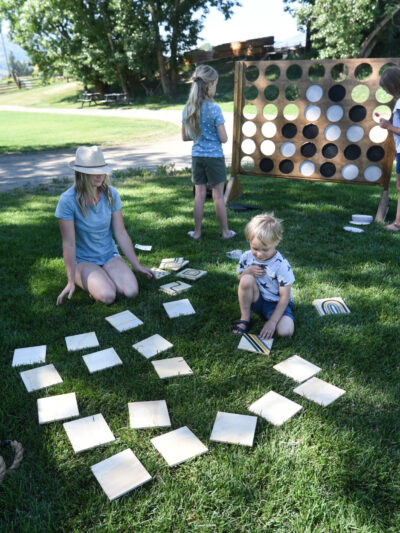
[227,59,399,220]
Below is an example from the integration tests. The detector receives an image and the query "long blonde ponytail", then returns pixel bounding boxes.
[74,172,114,217]
[184,64,218,140]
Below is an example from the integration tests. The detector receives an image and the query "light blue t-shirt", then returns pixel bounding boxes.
[393,97,400,153]
[238,250,295,302]
[55,186,122,265]
[182,101,225,158]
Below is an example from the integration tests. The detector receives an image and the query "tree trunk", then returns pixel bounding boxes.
[359,4,400,57]
[106,33,129,94]
[148,4,171,97]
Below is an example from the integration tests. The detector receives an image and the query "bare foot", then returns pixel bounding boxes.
[384,222,400,231]
[188,230,201,240]
[222,230,237,240]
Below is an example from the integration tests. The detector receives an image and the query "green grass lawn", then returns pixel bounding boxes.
[0,111,179,154]
[1,170,400,532]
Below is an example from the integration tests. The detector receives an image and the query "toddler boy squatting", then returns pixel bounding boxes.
[232,213,295,340]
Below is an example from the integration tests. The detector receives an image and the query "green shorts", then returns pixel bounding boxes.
[192,157,226,186]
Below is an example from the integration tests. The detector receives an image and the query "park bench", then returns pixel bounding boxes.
[104,92,131,105]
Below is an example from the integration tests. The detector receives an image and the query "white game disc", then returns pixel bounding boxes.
[364,165,382,182]
[280,142,296,157]
[300,161,315,176]
[260,140,275,156]
[341,164,359,180]
[324,124,341,141]
[241,139,256,154]
[306,85,323,102]
[326,105,344,122]
[369,126,388,144]
[304,105,321,121]
[346,125,364,142]
[261,122,277,138]
[344,226,364,233]
[242,121,257,137]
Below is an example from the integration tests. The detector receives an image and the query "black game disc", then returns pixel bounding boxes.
[279,160,294,174]
[282,123,297,138]
[349,105,367,122]
[322,143,338,159]
[367,145,385,162]
[344,144,361,160]
[301,142,317,157]
[303,124,319,139]
[320,162,336,177]
[260,158,274,172]
[328,84,346,102]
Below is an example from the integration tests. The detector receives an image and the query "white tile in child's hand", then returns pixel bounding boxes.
[210,411,257,447]
[132,334,173,359]
[273,355,321,383]
[63,413,115,453]
[91,448,152,501]
[159,280,192,296]
[129,400,171,429]
[152,357,193,379]
[105,310,143,332]
[82,348,122,374]
[65,332,99,352]
[135,244,152,251]
[12,345,46,367]
[37,392,79,425]
[293,377,346,406]
[150,268,170,279]
[238,333,273,355]
[20,364,63,392]
[151,426,208,466]
[248,391,302,426]
[163,299,195,318]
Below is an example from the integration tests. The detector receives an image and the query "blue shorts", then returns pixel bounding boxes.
[396,153,400,174]
[251,294,295,322]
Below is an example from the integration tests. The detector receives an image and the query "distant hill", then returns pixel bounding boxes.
[0,33,31,78]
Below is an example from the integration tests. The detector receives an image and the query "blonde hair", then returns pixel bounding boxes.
[74,171,113,217]
[245,212,282,246]
[184,64,219,139]
[380,66,400,98]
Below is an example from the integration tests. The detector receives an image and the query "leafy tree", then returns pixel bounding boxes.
[9,50,33,76]
[284,0,400,58]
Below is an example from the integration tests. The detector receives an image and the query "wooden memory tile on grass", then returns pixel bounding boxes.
[151,426,208,467]
[293,377,346,406]
[248,391,302,426]
[128,400,171,429]
[151,357,193,379]
[12,345,46,367]
[163,299,195,318]
[37,392,79,425]
[63,414,115,453]
[82,348,122,374]
[65,332,99,352]
[273,355,321,383]
[105,310,143,332]
[132,334,173,359]
[210,412,257,447]
[20,364,63,392]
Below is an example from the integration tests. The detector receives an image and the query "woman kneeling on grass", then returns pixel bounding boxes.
[55,145,155,305]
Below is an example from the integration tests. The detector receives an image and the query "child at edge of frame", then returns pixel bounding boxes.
[378,66,400,231]
[232,213,295,340]
[182,64,236,240]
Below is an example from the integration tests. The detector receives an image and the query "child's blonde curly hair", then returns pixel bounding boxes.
[245,212,282,246]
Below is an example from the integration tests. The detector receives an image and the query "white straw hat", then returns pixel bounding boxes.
[69,146,112,175]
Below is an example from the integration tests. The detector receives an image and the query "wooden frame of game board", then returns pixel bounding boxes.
[224,59,399,221]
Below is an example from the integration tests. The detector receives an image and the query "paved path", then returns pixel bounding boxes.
[0,105,233,191]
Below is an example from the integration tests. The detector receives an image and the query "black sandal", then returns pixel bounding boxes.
[231,319,250,335]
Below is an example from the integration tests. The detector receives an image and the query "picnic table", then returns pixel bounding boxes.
[104,92,130,105]
[77,92,102,107]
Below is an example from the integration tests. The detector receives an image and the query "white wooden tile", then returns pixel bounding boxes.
[82,348,122,373]
[176,268,207,281]
[132,334,173,359]
[293,377,346,406]
[150,268,170,279]
[65,332,99,352]
[105,310,143,332]
[273,355,321,383]
[159,258,189,271]
[37,392,79,425]
[312,297,350,316]
[210,411,257,447]
[151,357,193,379]
[159,281,192,296]
[135,244,152,251]
[151,426,208,466]
[91,448,152,501]
[163,299,195,319]
[238,334,273,355]
[63,413,115,453]
[20,364,63,392]
[12,345,46,367]
[128,400,171,429]
[248,391,302,426]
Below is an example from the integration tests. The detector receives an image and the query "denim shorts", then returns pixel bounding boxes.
[396,153,400,173]
[192,157,226,186]
[251,294,295,322]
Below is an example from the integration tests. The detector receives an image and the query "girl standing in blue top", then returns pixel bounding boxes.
[182,65,236,240]
[55,146,155,305]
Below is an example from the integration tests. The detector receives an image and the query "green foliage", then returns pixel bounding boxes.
[1,170,400,531]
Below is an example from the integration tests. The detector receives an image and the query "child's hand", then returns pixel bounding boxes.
[259,319,276,339]
[379,118,391,129]
[245,265,265,278]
